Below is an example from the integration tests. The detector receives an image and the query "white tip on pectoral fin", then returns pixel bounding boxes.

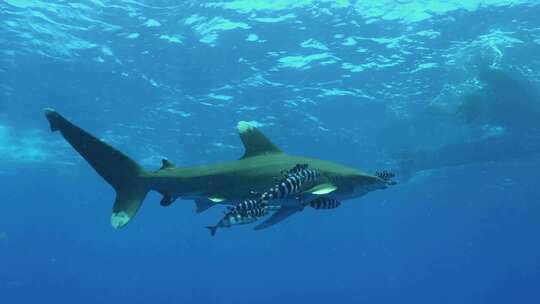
[309,183,338,195]
[209,197,225,203]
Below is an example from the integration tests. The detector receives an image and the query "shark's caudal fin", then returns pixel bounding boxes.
[44,108,149,229]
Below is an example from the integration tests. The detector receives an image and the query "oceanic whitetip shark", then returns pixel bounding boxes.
[44,108,393,230]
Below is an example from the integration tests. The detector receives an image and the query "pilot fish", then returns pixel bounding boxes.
[227,199,261,214]
[206,210,258,236]
[307,197,341,210]
[207,165,321,236]
[375,170,397,185]
[261,165,320,201]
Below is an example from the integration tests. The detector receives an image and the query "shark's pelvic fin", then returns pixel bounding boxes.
[237,121,282,158]
[44,108,149,229]
[160,194,176,207]
[253,206,299,231]
[195,198,216,213]
[308,183,338,195]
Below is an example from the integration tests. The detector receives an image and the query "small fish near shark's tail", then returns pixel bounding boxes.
[44,108,150,229]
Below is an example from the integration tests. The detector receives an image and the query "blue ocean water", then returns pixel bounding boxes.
[1,1,540,303]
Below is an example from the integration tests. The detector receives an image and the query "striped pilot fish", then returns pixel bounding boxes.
[261,164,320,201]
[207,164,321,236]
[307,197,341,210]
[226,199,262,214]
[227,198,283,217]
[375,170,397,185]
[206,210,258,237]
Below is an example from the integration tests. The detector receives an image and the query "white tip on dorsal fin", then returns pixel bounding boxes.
[236,121,282,158]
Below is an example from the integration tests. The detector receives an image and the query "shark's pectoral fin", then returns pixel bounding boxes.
[195,196,229,213]
[308,183,337,195]
[253,206,300,231]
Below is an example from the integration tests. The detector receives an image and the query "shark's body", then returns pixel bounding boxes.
[154,154,380,206]
[44,109,390,230]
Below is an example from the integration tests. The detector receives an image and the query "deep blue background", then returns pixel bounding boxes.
[1,1,539,303]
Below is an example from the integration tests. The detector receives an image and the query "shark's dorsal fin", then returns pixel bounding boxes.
[160,159,175,170]
[237,121,282,158]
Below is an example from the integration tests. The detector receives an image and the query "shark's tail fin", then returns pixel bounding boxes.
[44,108,149,229]
[205,226,218,237]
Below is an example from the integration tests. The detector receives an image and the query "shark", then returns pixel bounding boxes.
[44,108,392,230]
